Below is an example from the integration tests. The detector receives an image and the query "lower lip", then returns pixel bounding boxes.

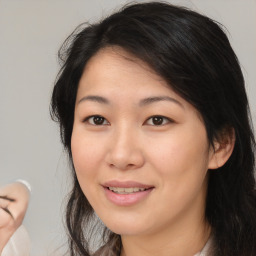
[103,187,154,206]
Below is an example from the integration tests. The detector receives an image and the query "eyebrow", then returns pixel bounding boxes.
[77,95,183,108]
[139,96,184,108]
[78,95,109,105]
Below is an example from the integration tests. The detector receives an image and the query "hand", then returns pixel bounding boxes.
[0,182,30,253]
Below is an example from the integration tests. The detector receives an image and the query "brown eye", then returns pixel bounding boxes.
[152,116,164,125]
[145,116,171,126]
[93,116,105,125]
[85,115,109,125]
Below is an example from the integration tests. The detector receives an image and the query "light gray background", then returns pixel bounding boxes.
[0,0,255,255]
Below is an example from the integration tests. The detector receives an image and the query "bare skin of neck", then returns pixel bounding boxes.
[120,218,211,256]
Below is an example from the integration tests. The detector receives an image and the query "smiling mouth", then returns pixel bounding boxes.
[103,182,154,205]
[108,187,149,194]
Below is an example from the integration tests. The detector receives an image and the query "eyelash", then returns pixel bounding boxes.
[83,115,173,126]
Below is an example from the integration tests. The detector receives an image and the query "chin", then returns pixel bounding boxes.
[101,218,151,236]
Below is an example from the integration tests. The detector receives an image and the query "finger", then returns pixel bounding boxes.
[0,195,16,202]
[1,207,14,219]
[0,198,9,209]
[0,208,13,228]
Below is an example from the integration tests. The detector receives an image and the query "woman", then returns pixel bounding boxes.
[51,2,256,256]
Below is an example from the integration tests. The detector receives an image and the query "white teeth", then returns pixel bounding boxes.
[108,187,147,194]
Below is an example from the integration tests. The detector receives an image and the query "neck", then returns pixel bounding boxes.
[121,221,211,256]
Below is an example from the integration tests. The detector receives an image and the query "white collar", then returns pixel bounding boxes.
[194,237,212,256]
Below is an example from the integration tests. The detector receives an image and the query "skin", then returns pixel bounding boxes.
[0,182,30,253]
[71,47,234,256]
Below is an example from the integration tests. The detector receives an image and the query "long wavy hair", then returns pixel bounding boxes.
[50,2,256,256]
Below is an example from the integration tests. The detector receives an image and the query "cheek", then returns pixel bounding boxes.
[71,130,104,187]
[149,132,209,172]
[71,130,108,213]
[147,128,210,196]
[143,135,209,225]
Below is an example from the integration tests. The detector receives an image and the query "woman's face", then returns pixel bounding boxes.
[71,47,216,237]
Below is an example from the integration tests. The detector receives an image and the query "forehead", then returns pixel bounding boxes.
[85,46,153,73]
[77,47,174,97]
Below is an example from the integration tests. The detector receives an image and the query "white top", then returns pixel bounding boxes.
[1,225,31,256]
[194,238,212,256]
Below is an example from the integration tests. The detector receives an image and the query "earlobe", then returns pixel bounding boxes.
[208,127,235,170]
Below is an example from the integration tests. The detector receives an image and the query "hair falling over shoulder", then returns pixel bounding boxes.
[50,2,256,255]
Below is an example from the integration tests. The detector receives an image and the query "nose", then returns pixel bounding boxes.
[105,127,145,170]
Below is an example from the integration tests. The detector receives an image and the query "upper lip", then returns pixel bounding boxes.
[102,180,154,189]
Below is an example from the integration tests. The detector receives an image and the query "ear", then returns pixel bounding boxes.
[208,127,235,169]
